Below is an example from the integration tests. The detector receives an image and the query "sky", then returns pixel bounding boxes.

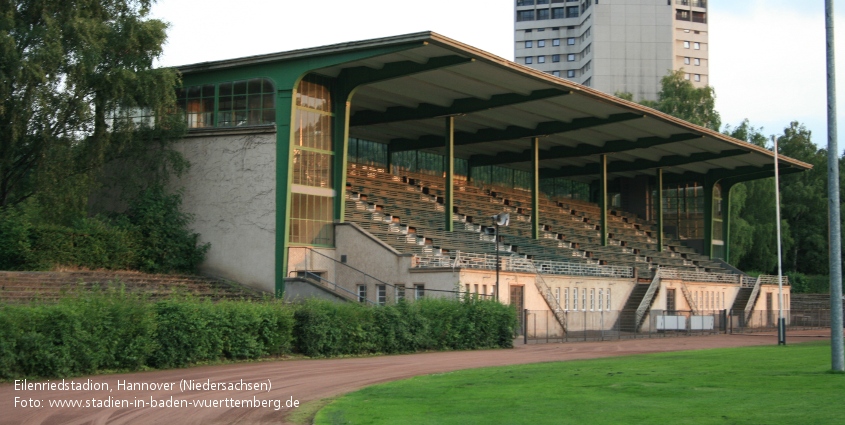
[150,0,845,150]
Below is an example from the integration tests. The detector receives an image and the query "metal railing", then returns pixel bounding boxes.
[741,275,757,287]
[675,0,706,8]
[289,247,467,304]
[759,275,789,285]
[414,251,634,279]
[519,257,567,333]
[635,269,662,331]
[679,279,698,314]
[744,275,762,323]
[288,271,377,305]
[658,269,741,284]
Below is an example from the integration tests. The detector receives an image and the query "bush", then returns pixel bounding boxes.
[0,294,294,379]
[0,186,208,273]
[0,292,157,379]
[788,273,831,294]
[0,295,513,379]
[293,298,516,357]
[125,185,210,274]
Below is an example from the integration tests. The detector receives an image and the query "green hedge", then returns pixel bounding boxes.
[294,298,517,358]
[0,295,516,380]
[0,294,294,379]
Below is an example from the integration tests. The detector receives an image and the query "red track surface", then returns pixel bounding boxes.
[0,331,832,424]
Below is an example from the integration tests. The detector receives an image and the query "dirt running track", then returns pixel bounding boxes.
[0,331,833,425]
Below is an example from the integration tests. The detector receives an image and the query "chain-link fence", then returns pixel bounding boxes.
[522,308,838,343]
[521,309,727,343]
[729,309,836,334]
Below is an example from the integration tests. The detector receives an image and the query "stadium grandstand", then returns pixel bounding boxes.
[170,32,811,334]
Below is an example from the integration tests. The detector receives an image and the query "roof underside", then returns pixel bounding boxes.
[183,32,812,184]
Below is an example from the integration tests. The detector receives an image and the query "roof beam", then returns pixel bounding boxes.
[662,163,803,185]
[470,132,703,167]
[338,55,473,91]
[539,149,750,179]
[390,112,644,152]
[717,166,807,187]
[350,88,570,126]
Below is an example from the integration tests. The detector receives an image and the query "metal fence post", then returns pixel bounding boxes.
[545,310,549,343]
[523,309,528,345]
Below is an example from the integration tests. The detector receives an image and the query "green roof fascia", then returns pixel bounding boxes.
[662,163,804,185]
[179,41,427,90]
[350,88,570,127]
[391,112,644,153]
[336,55,472,95]
[717,167,806,187]
[471,132,701,168]
[539,149,750,179]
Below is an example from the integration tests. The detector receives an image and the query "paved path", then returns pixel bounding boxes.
[0,331,832,424]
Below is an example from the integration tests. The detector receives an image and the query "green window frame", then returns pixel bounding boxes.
[218,78,276,127]
[290,74,335,247]
[176,84,215,128]
[176,78,276,129]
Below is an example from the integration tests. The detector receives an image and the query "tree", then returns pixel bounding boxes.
[653,70,721,131]
[616,70,720,131]
[777,122,828,274]
[724,120,829,275]
[723,120,791,273]
[0,0,185,222]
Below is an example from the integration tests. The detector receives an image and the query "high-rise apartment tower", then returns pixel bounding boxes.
[514,0,709,102]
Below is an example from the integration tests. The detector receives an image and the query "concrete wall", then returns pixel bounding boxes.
[454,269,635,313]
[754,284,792,312]
[283,278,350,303]
[171,128,277,293]
[656,280,741,312]
[333,222,415,286]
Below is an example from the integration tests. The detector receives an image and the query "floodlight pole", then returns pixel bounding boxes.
[825,0,844,371]
[773,136,785,346]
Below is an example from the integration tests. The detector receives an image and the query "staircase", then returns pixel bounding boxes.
[679,280,698,314]
[617,282,651,333]
[0,271,266,303]
[731,287,753,314]
[288,271,375,304]
[513,257,567,333]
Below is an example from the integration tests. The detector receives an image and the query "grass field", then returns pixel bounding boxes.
[314,341,844,424]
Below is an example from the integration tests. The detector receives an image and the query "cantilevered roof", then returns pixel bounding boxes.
[179,32,812,184]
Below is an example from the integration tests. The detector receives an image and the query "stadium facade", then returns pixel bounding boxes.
[172,32,808,333]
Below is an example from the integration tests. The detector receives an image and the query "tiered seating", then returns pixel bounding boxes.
[0,271,266,303]
[345,163,733,276]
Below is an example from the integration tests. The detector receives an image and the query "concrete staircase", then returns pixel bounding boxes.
[0,271,266,303]
[616,282,651,333]
[731,287,753,313]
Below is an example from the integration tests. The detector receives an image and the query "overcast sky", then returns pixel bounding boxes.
[150,0,845,150]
